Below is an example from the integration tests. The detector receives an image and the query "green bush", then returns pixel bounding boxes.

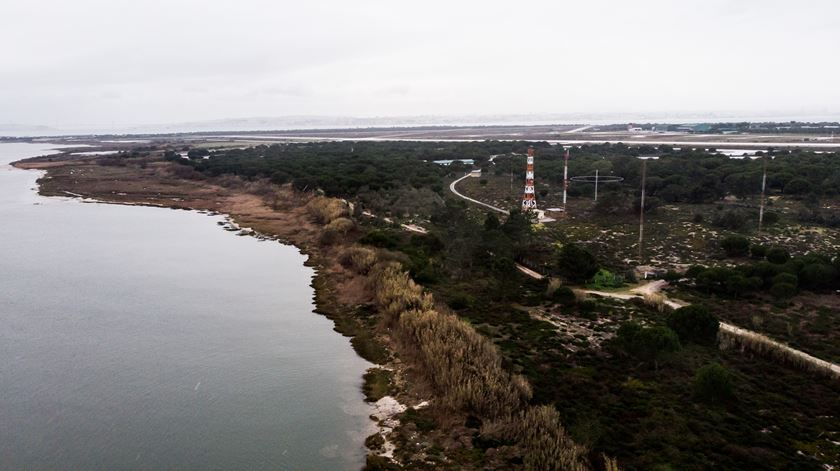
[616,323,681,365]
[762,211,780,226]
[749,244,768,259]
[589,269,624,289]
[401,407,437,432]
[551,286,576,306]
[359,229,400,249]
[693,363,734,402]
[770,282,797,300]
[685,265,706,278]
[721,235,750,257]
[555,243,599,283]
[666,305,719,345]
[799,263,838,291]
[784,178,810,195]
[446,292,475,310]
[713,210,747,230]
[771,272,798,287]
[766,247,790,264]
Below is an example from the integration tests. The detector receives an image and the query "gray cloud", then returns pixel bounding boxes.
[1,0,838,130]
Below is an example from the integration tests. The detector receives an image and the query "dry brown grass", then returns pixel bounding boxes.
[482,405,589,471]
[719,327,840,379]
[546,278,564,297]
[373,262,589,468]
[572,288,589,302]
[339,246,378,275]
[305,196,350,224]
[325,217,355,234]
[602,454,621,471]
[643,293,667,313]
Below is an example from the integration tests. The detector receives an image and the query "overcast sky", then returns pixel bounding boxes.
[2,0,838,129]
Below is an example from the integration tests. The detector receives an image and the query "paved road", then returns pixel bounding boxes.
[449,173,509,215]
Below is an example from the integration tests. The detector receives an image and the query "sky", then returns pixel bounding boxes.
[1,0,839,131]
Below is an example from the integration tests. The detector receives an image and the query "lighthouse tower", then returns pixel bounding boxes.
[522,147,537,211]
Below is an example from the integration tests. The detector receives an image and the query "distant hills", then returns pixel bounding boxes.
[3,111,840,138]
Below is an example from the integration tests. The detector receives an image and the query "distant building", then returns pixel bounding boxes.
[432,159,474,166]
[676,123,712,133]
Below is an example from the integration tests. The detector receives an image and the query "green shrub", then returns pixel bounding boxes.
[762,211,780,225]
[771,272,798,287]
[362,368,392,401]
[784,178,810,195]
[555,243,599,283]
[616,323,681,365]
[749,244,768,259]
[766,247,790,264]
[666,305,719,345]
[799,263,838,291]
[721,235,750,257]
[359,229,400,249]
[770,282,797,300]
[685,265,706,278]
[446,292,475,310]
[365,454,400,470]
[713,210,747,230]
[551,286,577,306]
[589,268,624,289]
[401,407,438,432]
[663,270,681,282]
[693,363,734,402]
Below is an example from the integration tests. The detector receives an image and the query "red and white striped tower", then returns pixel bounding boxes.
[522,147,537,211]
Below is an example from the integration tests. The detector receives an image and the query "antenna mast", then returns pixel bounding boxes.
[638,158,648,260]
[758,154,768,232]
[562,148,570,212]
[521,147,537,211]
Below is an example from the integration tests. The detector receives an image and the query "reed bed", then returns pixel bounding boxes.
[372,262,591,468]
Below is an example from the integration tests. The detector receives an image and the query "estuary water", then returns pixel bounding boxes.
[0,143,373,470]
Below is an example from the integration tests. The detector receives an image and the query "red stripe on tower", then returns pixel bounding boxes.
[521,147,537,211]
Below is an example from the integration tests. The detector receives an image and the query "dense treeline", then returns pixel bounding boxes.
[169,141,535,196]
[169,142,839,215]
[687,240,840,300]
[491,143,840,203]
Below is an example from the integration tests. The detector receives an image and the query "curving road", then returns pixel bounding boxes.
[449,173,509,215]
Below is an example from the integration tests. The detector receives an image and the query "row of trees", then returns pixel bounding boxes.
[492,143,840,203]
[690,242,840,299]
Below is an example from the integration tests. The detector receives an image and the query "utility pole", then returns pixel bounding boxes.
[509,155,513,194]
[562,148,570,213]
[758,154,768,232]
[594,169,599,203]
[638,158,648,261]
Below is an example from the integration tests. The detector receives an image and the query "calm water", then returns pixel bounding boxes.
[0,143,373,470]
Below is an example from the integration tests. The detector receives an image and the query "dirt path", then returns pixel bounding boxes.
[516,264,544,280]
[586,281,840,378]
[449,173,509,215]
